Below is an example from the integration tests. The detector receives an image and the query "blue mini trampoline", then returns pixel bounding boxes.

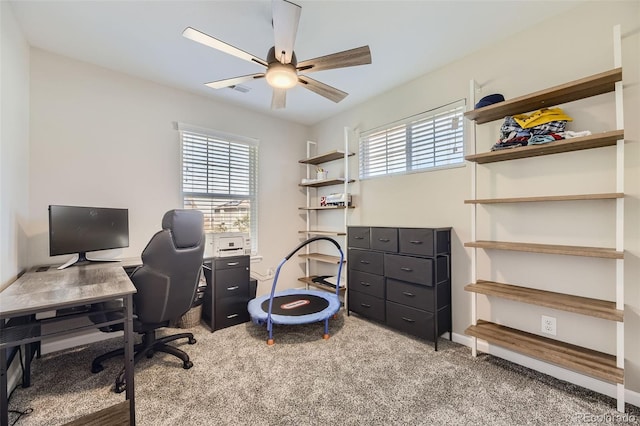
[247,236,344,345]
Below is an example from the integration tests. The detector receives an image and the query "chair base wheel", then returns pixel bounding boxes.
[91,364,104,374]
[183,360,193,369]
[189,337,197,344]
[114,382,126,394]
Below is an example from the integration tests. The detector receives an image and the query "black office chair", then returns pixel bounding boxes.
[90,209,205,392]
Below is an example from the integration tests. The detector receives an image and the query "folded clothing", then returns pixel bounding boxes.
[513,107,573,129]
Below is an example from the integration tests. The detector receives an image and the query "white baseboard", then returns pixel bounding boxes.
[451,332,640,409]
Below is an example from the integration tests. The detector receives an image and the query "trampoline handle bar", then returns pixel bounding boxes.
[283,236,343,261]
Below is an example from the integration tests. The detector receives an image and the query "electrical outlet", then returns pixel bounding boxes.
[541,315,557,335]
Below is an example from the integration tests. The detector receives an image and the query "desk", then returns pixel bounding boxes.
[0,264,137,426]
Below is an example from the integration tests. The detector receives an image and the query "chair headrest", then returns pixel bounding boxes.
[161,209,204,249]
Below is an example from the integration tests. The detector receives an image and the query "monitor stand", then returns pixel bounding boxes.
[57,252,122,270]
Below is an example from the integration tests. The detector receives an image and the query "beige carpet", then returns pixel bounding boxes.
[7,313,640,425]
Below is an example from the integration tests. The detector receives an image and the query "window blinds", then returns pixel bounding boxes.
[179,124,258,250]
[359,100,465,179]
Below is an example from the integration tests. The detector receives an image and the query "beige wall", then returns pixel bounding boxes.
[27,49,309,292]
[1,1,30,290]
[311,1,640,397]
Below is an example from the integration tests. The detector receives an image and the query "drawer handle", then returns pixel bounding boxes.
[378,238,390,242]
[226,286,239,291]
[360,260,371,265]
[227,262,240,266]
[401,317,415,323]
[400,267,413,272]
[354,236,364,240]
[409,240,423,245]
[359,281,371,287]
[360,303,372,308]
[402,291,415,297]
[226,313,239,319]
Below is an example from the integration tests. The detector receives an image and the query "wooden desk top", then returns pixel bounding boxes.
[0,264,136,318]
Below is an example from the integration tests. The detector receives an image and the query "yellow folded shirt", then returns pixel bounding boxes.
[513,107,573,129]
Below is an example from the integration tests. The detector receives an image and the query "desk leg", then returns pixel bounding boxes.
[1,346,7,426]
[123,294,135,426]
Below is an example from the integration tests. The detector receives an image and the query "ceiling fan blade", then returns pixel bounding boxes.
[272,0,301,64]
[297,45,372,73]
[183,27,268,67]
[298,76,347,103]
[205,74,265,89]
[271,88,287,109]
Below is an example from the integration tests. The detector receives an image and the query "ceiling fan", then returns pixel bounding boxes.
[182,0,372,109]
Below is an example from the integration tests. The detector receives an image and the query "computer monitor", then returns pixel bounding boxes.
[48,205,129,269]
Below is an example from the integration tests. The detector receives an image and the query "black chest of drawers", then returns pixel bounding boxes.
[347,227,452,350]
[202,255,251,331]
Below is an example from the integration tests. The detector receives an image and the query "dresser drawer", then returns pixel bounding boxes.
[349,249,383,275]
[387,279,451,311]
[349,270,385,298]
[348,227,370,249]
[371,227,398,252]
[386,302,450,342]
[399,228,450,256]
[348,290,385,322]
[213,269,250,300]
[386,278,434,311]
[386,301,435,340]
[384,254,433,286]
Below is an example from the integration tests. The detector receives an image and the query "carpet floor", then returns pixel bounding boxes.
[7,313,640,425]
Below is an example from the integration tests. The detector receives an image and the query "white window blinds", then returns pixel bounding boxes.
[179,124,258,252]
[359,100,465,179]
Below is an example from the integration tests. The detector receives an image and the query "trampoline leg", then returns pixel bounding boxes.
[267,338,274,346]
[323,319,330,340]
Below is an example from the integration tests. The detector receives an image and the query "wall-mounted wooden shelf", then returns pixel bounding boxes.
[465,280,623,322]
[464,240,623,259]
[299,178,355,188]
[464,68,622,124]
[298,206,355,210]
[298,150,354,165]
[298,276,345,293]
[298,253,344,264]
[298,230,347,236]
[465,320,623,384]
[464,130,623,164]
[465,193,623,204]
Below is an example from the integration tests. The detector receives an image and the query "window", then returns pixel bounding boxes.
[179,123,258,253]
[359,100,465,179]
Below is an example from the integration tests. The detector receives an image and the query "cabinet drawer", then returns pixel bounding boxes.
[348,227,370,249]
[371,228,398,252]
[214,269,250,300]
[213,299,251,330]
[384,254,433,286]
[348,249,383,275]
[212,256,250,270]
[399,228,450,256]
[348,290,385,322]
[349,270,385,298]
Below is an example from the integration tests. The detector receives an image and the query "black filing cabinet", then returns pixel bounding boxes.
[347,226,452,350]
[203,255,251,331]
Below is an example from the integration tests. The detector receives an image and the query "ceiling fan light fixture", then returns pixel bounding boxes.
[265,62,298,89]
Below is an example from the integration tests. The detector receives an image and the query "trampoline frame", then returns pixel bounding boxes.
[248,236,344,345]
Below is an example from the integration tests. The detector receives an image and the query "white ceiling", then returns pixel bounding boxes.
[9,0,582,126]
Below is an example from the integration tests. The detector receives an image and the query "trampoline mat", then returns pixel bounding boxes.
[262,294,330,316]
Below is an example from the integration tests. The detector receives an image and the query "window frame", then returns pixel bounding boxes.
[178,123,258,254]
[358,99,466,180]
